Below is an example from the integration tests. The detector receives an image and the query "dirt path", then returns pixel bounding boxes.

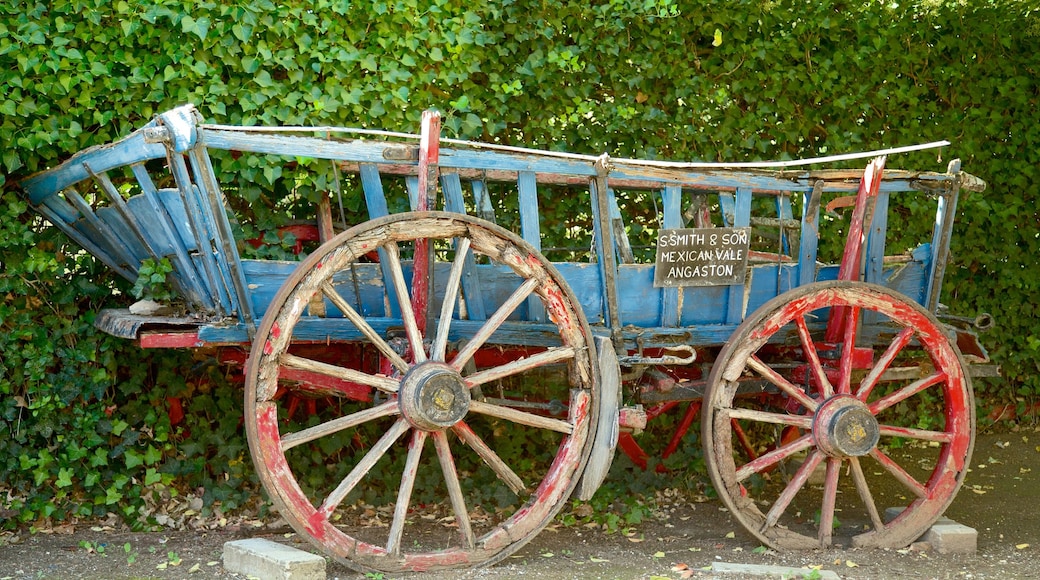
[2,431,1038,579]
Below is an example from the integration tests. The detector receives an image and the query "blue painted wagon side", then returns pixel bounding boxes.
[20,105,984,355]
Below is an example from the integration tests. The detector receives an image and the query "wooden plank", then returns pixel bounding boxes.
[798,181,824,287]
[130,165,213,309]
[21,129,166,205]
[726,187,752,324]
[187,148,247,320]
[925,160,964,311]
[471,180,496,223]
[168,153,231,315]
[359,163,401,318]
[659,186,682,327]
[340,158,954,196]
[865,191,890,285]
[440,173,488,320]
[607,189,634,264]
[517,170,545,323]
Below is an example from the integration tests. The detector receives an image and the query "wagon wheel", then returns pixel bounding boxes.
[702,281,974,549]
[245,212,599,574]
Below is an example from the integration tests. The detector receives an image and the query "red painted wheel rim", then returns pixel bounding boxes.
[702,281,974,549]
[245,213,598,573]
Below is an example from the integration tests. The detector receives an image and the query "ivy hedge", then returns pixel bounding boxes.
[1,0,1038,526]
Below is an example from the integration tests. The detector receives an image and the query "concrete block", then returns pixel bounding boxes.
[921,522,978,554]
[883,507,977,554]
[712,562,840,579]
[224,538,326,580]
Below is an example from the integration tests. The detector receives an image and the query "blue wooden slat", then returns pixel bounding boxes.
[727,187,752,324]
[865,191,890,285]
[517,171,545,322]
[440,173,488,320]
[360,163,401,318]
[96,207,148,264]
[168,153,228,315]
[186,151,239,317]
[924,162,961,311]
[130,165,213,309]
[798,186,822,287]
[33,203,136,281]
[200,129,958,195]
[659,186,682,327]
[471,180,496,223]
[405,176,420,210]
[190,147,255,325]
[21,129,167,205]
[776,195,794,255]
[719,193,735,227]
[62,186,139,273]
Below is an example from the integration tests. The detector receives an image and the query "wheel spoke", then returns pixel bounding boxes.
[734,432,815,482]
[877,423,953,443]
[856,327,915,402]
[464,346,576,388]
[818,458,840,546]
[869,447,928,498]
[433,431,475,549]
[849,457,884,530]
[469,399,574,434]
[387,430,427,556]
[452,421,526,494]
[280,353,399,394]
[747,356,819,412]
[383,241,427,363]
[451,277,540,372]
[431,237,472,362]
[795,315,833,398]
[322,281,409,373]
[869,372,946,415]
[317,419,411,522]
[281,400,399,451]
[837,305,860,395]
[761,449,823,531]
[725,407,815,430]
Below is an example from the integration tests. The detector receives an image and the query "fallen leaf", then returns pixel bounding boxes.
[189,563,200,573]
[589,556,609,563]
[541,552,553,558]
[671,563,690,571]
[206,561,219,566]
[156,563,168,570]
[725,531,735,538]
[653,551,665,558]
[626,535,645,543]
[1017,543,1030,550]
[846,560,859,567]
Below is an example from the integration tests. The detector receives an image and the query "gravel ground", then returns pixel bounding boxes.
[2,431,1038,579]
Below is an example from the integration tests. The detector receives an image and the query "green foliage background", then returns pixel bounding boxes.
[1,0,1037,525]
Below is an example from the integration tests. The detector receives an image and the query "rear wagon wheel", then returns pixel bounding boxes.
[703,281,974,549]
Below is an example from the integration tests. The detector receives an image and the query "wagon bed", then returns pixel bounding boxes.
[22,105,990,573]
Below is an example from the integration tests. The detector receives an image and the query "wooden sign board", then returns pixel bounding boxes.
[654,228,750,287]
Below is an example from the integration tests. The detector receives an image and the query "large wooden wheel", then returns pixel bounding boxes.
[702,281,974,549]
[245,212,599,573]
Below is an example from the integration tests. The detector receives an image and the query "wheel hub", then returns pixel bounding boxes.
[813,395,880,457]
[399,362,471,431]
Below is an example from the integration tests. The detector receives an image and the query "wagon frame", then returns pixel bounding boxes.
[21,105,992,573]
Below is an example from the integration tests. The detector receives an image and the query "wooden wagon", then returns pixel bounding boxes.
[21,105,992,573]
